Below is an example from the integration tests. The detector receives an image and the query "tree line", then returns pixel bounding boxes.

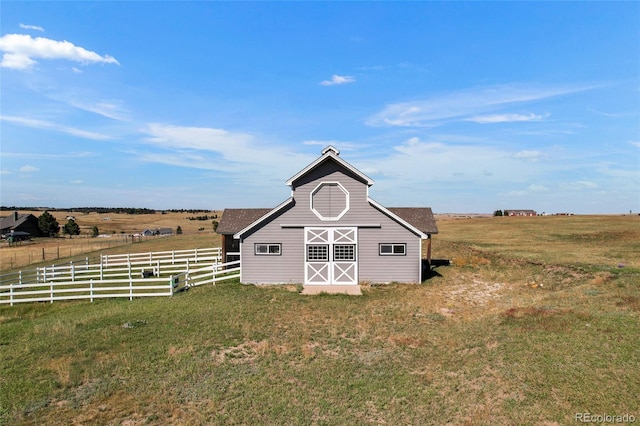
[2,207,216,215]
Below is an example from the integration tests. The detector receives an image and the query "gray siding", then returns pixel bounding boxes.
[240,159,423,284]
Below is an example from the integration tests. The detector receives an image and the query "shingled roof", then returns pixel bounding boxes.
[387,207,439,234]
[216,208,272,235]
[217,206,438,235]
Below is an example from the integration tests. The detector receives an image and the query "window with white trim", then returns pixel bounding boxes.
[379,243,406,256]
[255,243,282,255]
[334,244,356,261]
[307,245,329,261]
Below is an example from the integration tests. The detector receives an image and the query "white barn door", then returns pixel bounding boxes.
[305,227,357,286]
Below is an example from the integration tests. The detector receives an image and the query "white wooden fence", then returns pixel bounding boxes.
[100,247,221,268]
[0,248,241,306]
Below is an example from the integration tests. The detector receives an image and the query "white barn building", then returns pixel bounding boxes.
[216,146,438,294]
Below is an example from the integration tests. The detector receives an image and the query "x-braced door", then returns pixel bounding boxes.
[305,227,357,285]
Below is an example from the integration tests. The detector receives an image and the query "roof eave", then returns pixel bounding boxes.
[233,198,295,239]
[368,198,430,239]
[285,151,374,187]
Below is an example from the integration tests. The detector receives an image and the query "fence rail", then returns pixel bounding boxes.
[0,247,239,306]
[100,247,221,267]
[0,276,177,305]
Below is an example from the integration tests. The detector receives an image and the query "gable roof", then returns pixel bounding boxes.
[216,208,274,235]
[218,204,438,236]
[0,213,36,232]
[219,146,437,239]
[386,207,439,234]
[285,145,374,187]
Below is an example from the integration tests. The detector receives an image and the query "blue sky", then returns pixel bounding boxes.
[1,2,638,213]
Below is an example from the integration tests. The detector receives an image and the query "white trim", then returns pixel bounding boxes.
[379,243,407,256]
[367,198,429,239]
[310,181,350,221]
[254,243,282,256]
[304,227,358,286]
[233,197,294,239]
[418,238,423,282]
[322,145,340,155]
[285,150,374,187]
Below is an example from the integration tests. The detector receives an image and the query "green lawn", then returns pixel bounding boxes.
[1,216,638,425]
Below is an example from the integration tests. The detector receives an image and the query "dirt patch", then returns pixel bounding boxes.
[444,278,506,306]
[616,296,640,312]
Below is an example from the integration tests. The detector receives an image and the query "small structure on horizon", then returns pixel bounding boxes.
[504,209,537,217]
[137,228,173,237]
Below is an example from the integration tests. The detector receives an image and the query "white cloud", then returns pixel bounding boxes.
[561,180,599,190]
[0,34,119,70]
[19,165,39,172]
[319,74,356,86]
[500,190,527,197]
[1,169,12,175]
[528,184,549,192]
[70,179,84,184]
[19,24,45,32]
[67,99,128,121]
[139,123,314,182]
[465,113,547,124]
[142,123,254,152]
[0,115,115,140]
[2,151,95,160]
[366,83,596,127]
[513,150,547,161]
[630,141,640,148]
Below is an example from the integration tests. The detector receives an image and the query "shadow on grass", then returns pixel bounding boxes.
[422,258,450,281]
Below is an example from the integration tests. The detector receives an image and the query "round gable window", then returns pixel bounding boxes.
[311,182,349,221]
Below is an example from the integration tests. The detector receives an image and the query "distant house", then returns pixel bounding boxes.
[0,212,43,239]
[158,228,173,236]
[217,146,438,294]
[504,209,537,217]
[139,228,173,237]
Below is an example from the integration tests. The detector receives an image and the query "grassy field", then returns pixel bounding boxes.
[0,215,638,425]
[0,211,221,271]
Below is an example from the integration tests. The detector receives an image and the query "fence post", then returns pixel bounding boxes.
[50,281,54,303]
[172,250,175,264]
[195,248,199,263]
[186,259,190,286]
[156,260,160,276]
[90,279,94,302]
[71,261,75,282]
[100,260,103,280]
[10,281,14,306]
[128,261,133,301]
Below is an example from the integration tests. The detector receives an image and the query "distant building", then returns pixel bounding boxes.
[0,212,43,238]
[139,228,173,237]
[504,209,537,217]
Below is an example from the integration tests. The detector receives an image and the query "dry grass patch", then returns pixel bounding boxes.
[1,215,638,425]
